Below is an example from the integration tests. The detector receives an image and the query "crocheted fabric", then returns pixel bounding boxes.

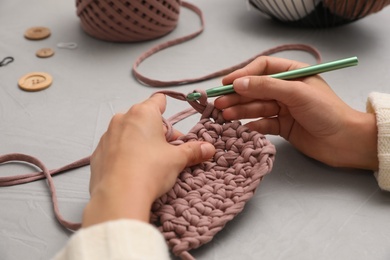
[0,90,275,259]
[152,91,276,259]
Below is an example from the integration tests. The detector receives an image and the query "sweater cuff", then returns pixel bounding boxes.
[366,92,390,191]
[53,219,170,260]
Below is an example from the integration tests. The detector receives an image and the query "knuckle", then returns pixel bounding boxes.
[128,103,147,116]
[183,143,201,164]
[109,113,124,127]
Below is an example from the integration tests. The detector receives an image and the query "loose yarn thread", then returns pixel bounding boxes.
[75,1,322,87]
[0,90,275,259]
[133,43,322,87]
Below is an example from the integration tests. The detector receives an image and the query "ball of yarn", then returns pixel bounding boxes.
[323,0,390,19]
[76,0,181,42]
[249,0,321,22]
[249,0,390,28]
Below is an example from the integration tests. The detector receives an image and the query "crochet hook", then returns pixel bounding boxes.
[186,56,358,101]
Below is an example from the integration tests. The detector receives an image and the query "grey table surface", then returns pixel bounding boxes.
[1,1,390,259]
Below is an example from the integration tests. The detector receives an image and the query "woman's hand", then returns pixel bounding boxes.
[214,56,378,171]
[82,94,215,228]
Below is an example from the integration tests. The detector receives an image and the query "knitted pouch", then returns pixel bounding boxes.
[0,90,275,259]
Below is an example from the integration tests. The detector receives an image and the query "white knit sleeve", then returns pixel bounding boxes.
[52,219,170,260]
[366,92,390,191]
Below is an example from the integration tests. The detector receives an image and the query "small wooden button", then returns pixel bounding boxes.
[18,72,53,91]
[24,27,51,40]
[36,48,55,58]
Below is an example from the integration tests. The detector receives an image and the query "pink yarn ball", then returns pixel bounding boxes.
[323,0,390,19]
[76,0,181,42]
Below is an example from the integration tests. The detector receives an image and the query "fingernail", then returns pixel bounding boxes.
[234,78,249,91]
[201,143,215,158]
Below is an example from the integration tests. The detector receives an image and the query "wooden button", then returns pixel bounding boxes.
[36,48,55,58]
[18,72,53,91]
[24,27,51,40]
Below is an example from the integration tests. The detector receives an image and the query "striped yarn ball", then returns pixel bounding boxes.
[249,0,390,28]
[249,0,320,22]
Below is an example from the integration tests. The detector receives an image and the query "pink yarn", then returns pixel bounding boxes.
[75,1,322,87]
[154,90,276,259]
[0,90,275,259]
[133,43,322,87]
[76,0,182,42]
[0,153,88,230]
[4,6,322,252]
[0,2,322,257]
[323,0,390,19]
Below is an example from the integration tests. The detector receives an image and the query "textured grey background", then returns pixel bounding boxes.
[1,1,390,259]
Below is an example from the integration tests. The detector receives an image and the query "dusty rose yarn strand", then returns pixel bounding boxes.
[0,153,88,230]
[133,40,322,87]
[133,42,322,87]
[76,1,322,87]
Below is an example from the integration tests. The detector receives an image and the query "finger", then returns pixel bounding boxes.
[232,76,309,105]
[126,93,167,118]
[106,113,125,134]
[222,56,309,85]
[221,100,280,121]
[214,93,255,109]
[245,117,281,136]
[171,128,184,140]
[143,93,167,115]
[162,125,184,140]
[177,142,215,167]
[125,94,167,128]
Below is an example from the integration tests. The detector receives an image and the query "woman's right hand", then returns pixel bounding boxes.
[214,56,378,170]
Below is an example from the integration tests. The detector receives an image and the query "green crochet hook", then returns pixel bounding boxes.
[186,56,358,101]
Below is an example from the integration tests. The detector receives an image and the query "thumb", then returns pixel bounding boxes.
[178,141,215,167]
[233,76,305,104]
